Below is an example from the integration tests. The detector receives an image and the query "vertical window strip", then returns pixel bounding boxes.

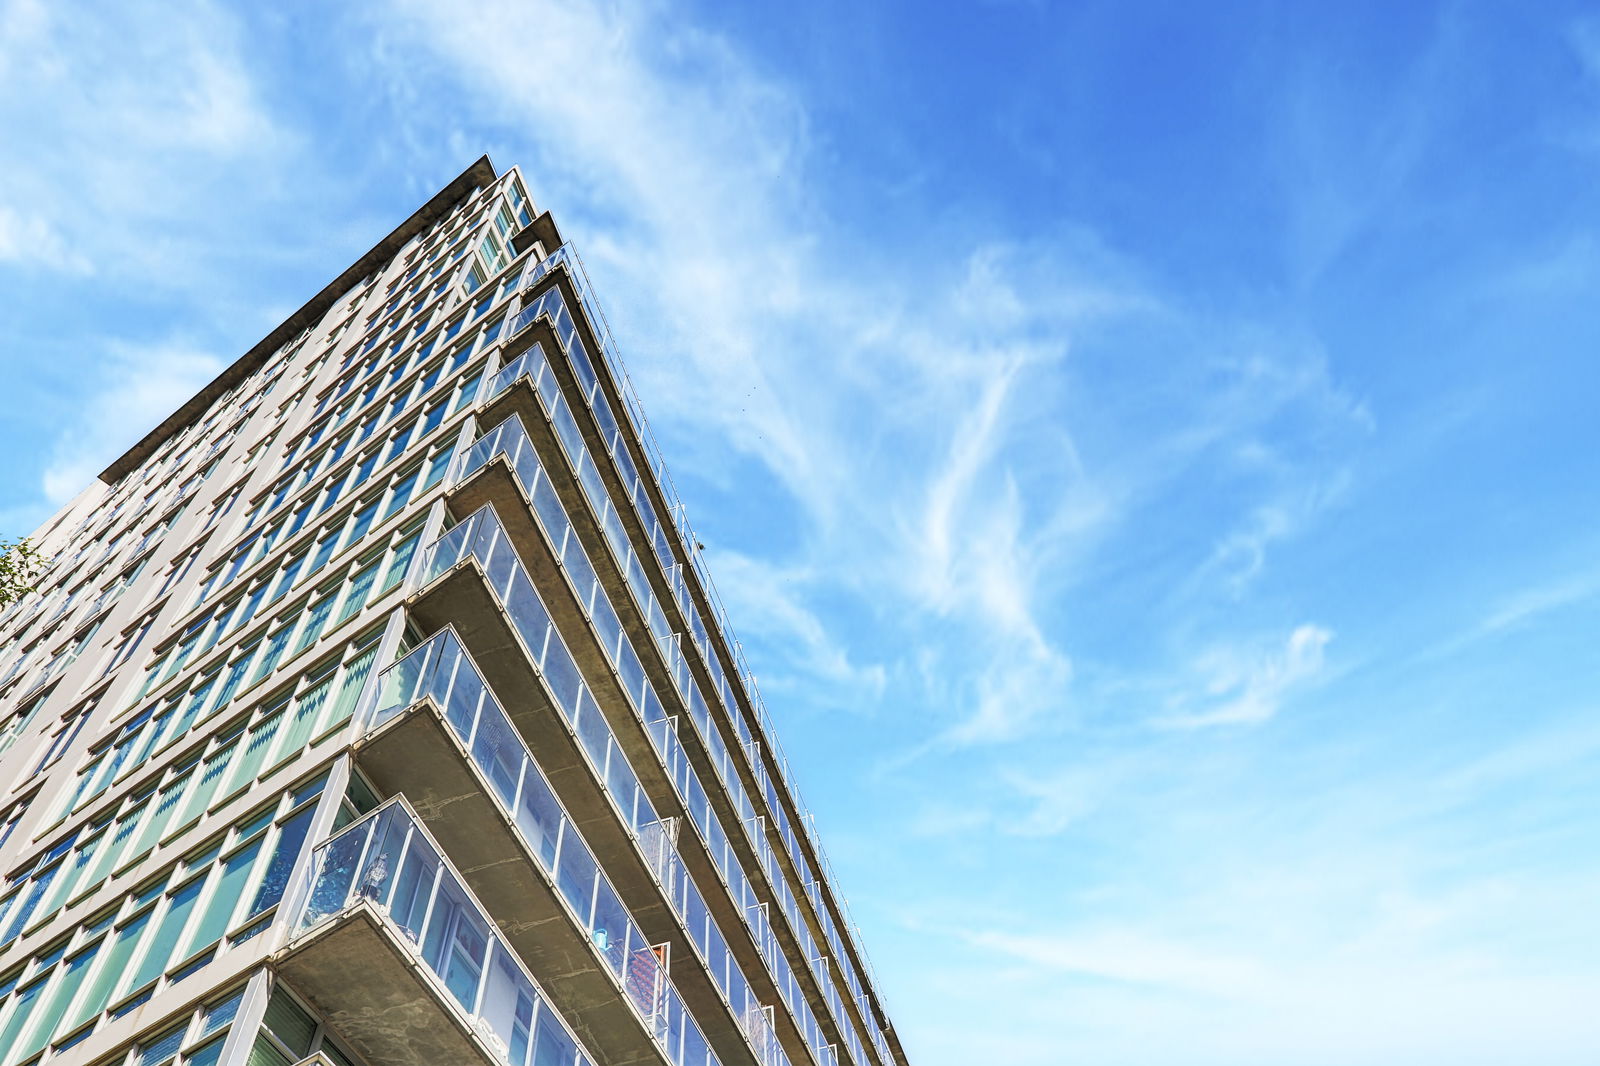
[131,509,424,741]
[0,785,328,1058]
[0,631,378,982]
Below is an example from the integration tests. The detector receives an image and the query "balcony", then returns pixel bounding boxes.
[470,341,880,1066]
[503,250,899,1066]
[356,627,781,1066]
[409,505,840,1066]
[277,799,605,1066]
[402,507,679,924]
[441,419,853,1054]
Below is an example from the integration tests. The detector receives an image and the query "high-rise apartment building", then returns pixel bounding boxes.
[0,158,910,1066]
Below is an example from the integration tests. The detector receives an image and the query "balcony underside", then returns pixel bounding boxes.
[276,904,493,1066]
[434,475,822,1066]
[453,458,657,748]
[406,559,662,893]
[406,565,759,1066]
[476,368,645,616]
[355,697,668,1066]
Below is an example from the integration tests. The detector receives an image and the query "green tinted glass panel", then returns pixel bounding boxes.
[223,714,283,796]
[176,746,237,828]
[16,944,97,1060]
[186,840,261,954]
[69,910,150,1029]
[130,774,191,860]
[0,977,48,1064]
[126,879,204,992]
[262,988,316,1056]
[244,1035,291,1066]
[325,647,377,730]
[293,596,334,655]
[334,564,379,626]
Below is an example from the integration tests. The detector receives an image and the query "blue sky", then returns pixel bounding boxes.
[4,0,1600,1061]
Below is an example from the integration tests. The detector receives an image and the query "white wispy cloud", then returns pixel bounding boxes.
[370,0,1122,753]
[0,0,360,529]
[702,549,888,705]
[0,0,291,289]
[41,341,224,505]
[1477,570,1600,635]
[892,697,1600,1065]
[1161,623,1333,728]
[1417,564,1600,664]
[371,0,1377,762]
[0,205,91,276]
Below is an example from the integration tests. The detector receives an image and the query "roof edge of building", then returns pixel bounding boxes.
[98,154,499,486]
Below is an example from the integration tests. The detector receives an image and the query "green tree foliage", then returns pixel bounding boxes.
[0,538,46,609]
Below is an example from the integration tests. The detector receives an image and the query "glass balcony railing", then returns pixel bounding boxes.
[454,415,885,1065]
[482,351,847,948]
[419,505,839,1066]
[453,420,867,1066]
[364,627,787,1066]
[502,268,891,1063]
[296,799,606,1066]
[457,416,848,1047]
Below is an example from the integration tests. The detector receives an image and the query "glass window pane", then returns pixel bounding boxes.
[555,839,598,926]
[335,563,379,625]
[0,976,47,1064]
[17,943,98,1060]
[263,988,316,1057]
[136,1023,185,1066]
[185,1035,228,1066]
[186,839,261,954]
[125,879,202,993]
[177,745,237,829]
[223,714,284,795]
[244,1035,290,1066]
[250,627,293,687]
[380,534,419,594]
[70,910,151,1029]
[199,986,245,1038]
[39,832,102,918]
[293,595,335,655]
[279,671,334,754]
[129,775,189,861]
[325,647,378,730]
[247,806,315,918]
[1,867,56,946]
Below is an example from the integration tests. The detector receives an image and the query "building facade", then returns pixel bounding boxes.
[0,158,910,1066]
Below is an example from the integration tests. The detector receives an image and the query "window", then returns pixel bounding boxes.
[248,624,293,689]
[62,705,145,815]
[201,484,243,534]
[59,978,252,1066]
[333,559,379,627]
[156,545,204,602]
[0,691,48,759]
[105,614,157,675]
[0,630,384,988]
[258,988,316,1061]
[0,784,331,1057]
[136,516,418,716]
[33,695,89,775]
[0,794,31,852]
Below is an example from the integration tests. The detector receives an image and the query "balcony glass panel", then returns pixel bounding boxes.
[504,252,891,1055]
[296,799,596,1066]
[414,514,826,1066]
[364,632,766,1066]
